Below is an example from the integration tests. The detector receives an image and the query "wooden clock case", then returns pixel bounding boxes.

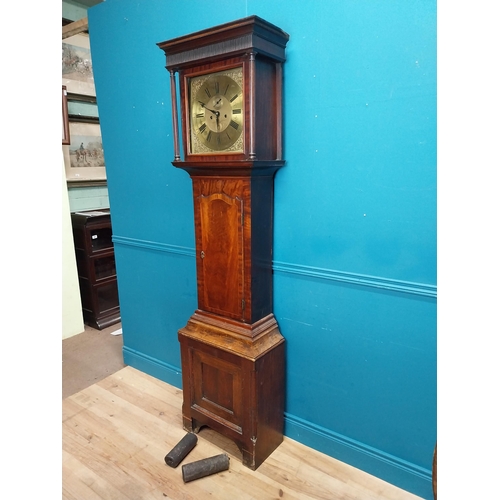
[158,16,289,470]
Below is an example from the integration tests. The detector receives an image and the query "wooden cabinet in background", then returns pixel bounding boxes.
[71,209,120,330]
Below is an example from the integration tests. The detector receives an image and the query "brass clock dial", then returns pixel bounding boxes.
[189,67,244,154]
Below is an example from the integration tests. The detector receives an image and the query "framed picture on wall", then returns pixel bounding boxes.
[62,33,95,96]
[64,120,106,185]
[63,93,106,185]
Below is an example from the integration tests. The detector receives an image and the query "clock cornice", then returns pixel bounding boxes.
[157,15,289,70]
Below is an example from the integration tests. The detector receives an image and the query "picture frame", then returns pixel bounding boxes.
[62,86,70,145]
[63,95,106,185]
[62,32,95,96]
[64,120,106,185]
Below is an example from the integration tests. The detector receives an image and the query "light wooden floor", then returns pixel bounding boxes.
[62,366,423,500]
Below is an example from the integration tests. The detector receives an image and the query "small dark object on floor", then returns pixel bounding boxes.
[181,453,230,483]
[164,433,198,468]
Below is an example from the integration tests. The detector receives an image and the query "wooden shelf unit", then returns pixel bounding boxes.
[71,209,120,330]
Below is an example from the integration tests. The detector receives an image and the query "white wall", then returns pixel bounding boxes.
[62,153,84,339]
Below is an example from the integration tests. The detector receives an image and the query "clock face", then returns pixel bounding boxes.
[189,67,244,154]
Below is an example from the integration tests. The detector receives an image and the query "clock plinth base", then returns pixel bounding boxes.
[178,311,285,470]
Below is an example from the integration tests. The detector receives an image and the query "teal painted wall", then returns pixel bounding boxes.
[62,0,88,21]
[88,1,436,498]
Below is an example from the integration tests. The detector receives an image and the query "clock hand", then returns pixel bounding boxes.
[198,101,220,117]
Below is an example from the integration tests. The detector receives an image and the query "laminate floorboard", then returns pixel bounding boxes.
[62,366,424,499]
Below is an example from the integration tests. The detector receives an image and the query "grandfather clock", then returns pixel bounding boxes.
[158,16,289,470]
